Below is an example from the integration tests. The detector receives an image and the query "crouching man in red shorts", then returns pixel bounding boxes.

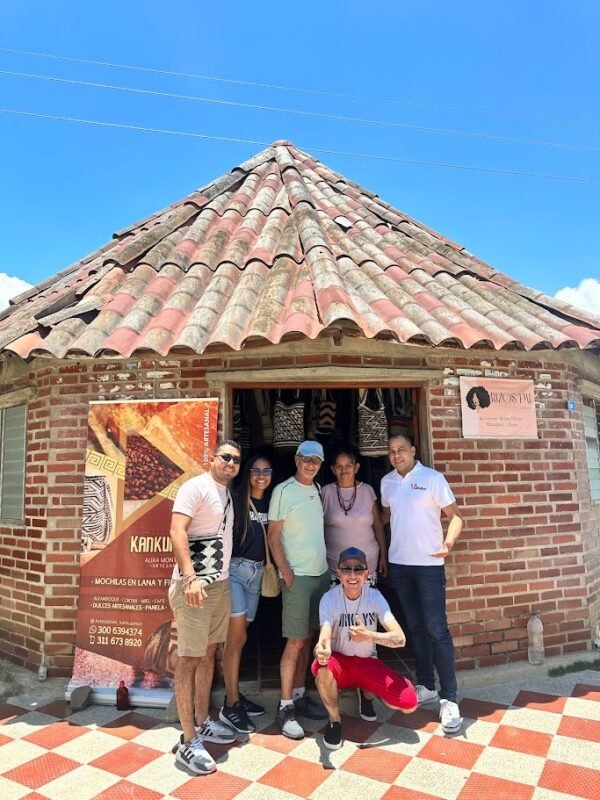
[311,546,418,749]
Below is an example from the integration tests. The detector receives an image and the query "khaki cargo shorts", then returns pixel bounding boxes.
[168,578,230,657]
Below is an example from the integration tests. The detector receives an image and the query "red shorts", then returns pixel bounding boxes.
[311,652,417,711]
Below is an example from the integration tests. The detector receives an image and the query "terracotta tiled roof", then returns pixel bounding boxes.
[1,141,599,358]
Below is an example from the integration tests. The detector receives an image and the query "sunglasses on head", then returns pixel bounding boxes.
[340,566,367,574]
[298,455,322,465]
[250,468,272,476]
[216,453,241,465]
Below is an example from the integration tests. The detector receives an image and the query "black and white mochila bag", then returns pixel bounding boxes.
[273,390,305,450]
[358,388,389,456]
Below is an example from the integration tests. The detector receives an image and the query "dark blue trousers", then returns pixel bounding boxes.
[388,563,457,702]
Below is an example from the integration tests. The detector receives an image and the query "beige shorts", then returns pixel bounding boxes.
[168,579,230,657]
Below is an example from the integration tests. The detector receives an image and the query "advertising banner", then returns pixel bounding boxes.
[69,399,218,697]
[459,377,538,439]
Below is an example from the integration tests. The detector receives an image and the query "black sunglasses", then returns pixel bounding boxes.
[216,453,241,465]
[340,566,367,574]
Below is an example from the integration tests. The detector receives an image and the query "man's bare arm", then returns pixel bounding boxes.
[431,502,463,557]
[169,512,194,575]
[314,623,332,664]
[349,615,406,648]
[169,512,207,607]
[267,519,293,587]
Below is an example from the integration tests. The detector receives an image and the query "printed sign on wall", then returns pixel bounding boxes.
[71,398,218,692]
[459,377,538,439]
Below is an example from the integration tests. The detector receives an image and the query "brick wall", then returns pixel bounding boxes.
[0,344,598,676]
[428,354,598,669]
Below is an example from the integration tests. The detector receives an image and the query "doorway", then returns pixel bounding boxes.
[231,385,421,688]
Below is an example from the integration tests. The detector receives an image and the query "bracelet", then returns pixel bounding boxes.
[181,572,196,581]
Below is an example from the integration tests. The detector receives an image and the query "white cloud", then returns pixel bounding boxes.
[0,272,33,312]
[555,278,600,317]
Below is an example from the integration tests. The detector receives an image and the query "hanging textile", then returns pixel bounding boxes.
[232,398,242,443]
[233,395,251,454]
[316,389,336,437]
[358,388,389,456]
[254,389,273,445]
[239,394,252,455]
[273,390,305,450]
[388,388,413,438]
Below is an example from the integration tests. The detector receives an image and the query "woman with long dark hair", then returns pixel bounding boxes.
[219,453,273,734]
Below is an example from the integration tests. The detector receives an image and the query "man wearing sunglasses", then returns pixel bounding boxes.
[312,547,417,749]
[268,440,330,739]
[168,440,242,776]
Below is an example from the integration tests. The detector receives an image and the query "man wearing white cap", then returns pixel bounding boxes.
[268,441,330,739]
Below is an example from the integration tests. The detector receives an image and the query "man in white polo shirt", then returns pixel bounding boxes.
[381,434,464,734]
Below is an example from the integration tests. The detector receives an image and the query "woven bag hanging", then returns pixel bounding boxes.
[254,389,273,444]
[316,389,336,437]
[238,394,252,455]
[273,390,305,450]
[232,399,242,443]
[232,395,251,454]
[388,388,412,438]
[358,388,389,457]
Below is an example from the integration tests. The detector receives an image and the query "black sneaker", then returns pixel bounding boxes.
[239,693,265,717]
[357,689,377,721]
[323,721,343,750]
[294,694,328,719]
[219,701,256,734]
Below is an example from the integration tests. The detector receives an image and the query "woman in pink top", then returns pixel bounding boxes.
[321,447,388,586]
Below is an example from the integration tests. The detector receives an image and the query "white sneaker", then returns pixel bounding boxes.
[439,699,462,734]
[196,716,237,744]
[175,735,217,775]
[415,685,439,705]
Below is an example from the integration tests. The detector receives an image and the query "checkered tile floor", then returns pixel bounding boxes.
[1,679,599,800]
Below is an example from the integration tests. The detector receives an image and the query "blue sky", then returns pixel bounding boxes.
[0,1,599,313]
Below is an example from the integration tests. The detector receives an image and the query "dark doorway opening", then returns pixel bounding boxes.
[231,385,421,689]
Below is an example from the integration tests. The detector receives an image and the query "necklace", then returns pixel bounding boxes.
[336,481,358,515]
[342,587,362,641]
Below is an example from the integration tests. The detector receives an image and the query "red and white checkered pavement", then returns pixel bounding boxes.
[1,680,599,800]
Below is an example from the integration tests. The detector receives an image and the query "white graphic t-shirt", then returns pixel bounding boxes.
[319,585,394,658]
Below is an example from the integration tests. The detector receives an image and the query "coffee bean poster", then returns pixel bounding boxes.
[71,398,218,692]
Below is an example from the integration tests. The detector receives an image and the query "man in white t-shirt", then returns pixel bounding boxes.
[311,547,417,749]
[268,440,330,740]
[381,434,464,734]
[168,440,241,776]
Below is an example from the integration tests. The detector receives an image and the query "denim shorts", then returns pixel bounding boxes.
[229,557,264,622]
